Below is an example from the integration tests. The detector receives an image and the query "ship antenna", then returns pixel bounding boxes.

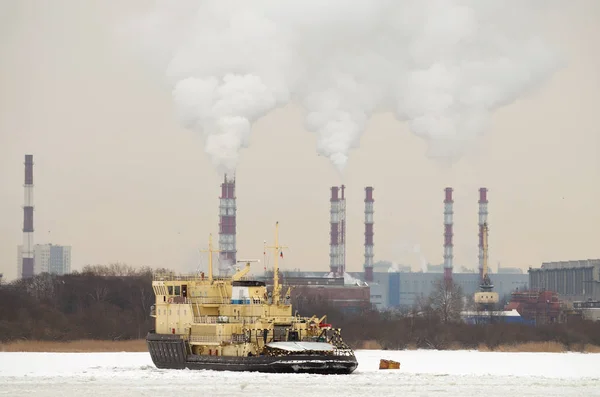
[200,234,221,283]
[266,221,288,305]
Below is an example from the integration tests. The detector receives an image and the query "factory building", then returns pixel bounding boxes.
[529,259,600,302]
[572,300,600,321]
[361,271,528,310]
[17,244,72,277]
[284,276,371,314]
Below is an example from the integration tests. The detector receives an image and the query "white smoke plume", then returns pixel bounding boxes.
[393,240,429,272]
[129,0,559,174]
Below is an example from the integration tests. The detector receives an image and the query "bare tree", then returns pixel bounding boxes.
[428,279,464,324]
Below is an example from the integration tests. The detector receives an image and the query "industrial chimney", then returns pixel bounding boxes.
[339,185,346,276]
[478,187,488,282]
[329,185,346,276]
[218,174,236,275]
[443,187,453,284]
[364,187,374,282]
[22,154,34,278]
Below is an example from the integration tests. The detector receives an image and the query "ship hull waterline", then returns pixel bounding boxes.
[146,333,358,374]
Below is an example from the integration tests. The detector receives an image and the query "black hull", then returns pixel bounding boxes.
[146,333,358,374]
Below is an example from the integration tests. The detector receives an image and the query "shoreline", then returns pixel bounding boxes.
[1,339,599,353]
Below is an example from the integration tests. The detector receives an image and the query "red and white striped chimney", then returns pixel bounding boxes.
[339,185,346,276]
[329,185,346,276]
[478,187,488,282]
[443,187,453,284]
[329,186,340,275]
[364,187,374,282]
[218,174,236,275]
[22,154,34,278]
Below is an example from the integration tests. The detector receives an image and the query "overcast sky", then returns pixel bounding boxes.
[1,1,599,281]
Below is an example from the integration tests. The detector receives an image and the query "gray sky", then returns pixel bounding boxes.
[1,1,599,281]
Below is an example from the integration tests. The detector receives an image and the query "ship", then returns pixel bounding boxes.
[146,222,358,374]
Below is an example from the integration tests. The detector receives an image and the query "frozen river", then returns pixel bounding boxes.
[1,349,599,396]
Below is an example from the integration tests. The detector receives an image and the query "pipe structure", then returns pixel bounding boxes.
[21,154,34,278]
[339,185,346,276]
[443,187,453,285]
[329,187,340,275]
[329,185,346,276]
[364,187,374,282]
[218,174,236,275]
[478,188,488,282]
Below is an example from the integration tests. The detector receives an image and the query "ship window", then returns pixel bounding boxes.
[169,310,172,315]
[184,310,187,315]
[168,286,173,295]
[175,285,181,296]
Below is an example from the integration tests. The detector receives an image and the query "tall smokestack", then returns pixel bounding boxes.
[329,186,340,275]
[22,154,34,278]
[478,187,488,282]
[364,186,374,282]
[218,174,236,275]
[339,185,346,276]
[443,187,453,284]
[329,185,346,276]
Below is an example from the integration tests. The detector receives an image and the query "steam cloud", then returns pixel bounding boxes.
[131,0,559,174]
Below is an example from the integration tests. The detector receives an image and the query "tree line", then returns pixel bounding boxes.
[1,266,599,349]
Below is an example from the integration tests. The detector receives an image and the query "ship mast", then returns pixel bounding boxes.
[266,221,287,304]
[200,233,220,283]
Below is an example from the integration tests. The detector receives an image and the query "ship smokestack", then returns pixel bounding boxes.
[22,154,34,278]
[218,174,236,275]
[478,187,488,282]
[364,186,374,282]
[443,187,453,284]
[329,185,346,276]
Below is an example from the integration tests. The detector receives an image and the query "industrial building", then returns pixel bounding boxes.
[460,309,534,325]
[365,271,528,310]
[571,300,600,321]
[529,259,600,302]
[17,244,72,277]
[504,290,561,325]
[283,276,370,313]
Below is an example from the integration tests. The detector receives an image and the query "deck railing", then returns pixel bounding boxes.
[193,315,262,324]
[153,273,253,282]
[189,335,233,344]
[167,296,272,305]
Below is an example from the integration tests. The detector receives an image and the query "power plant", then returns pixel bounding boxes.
[9,152,595,324]
[217,180,528,314]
